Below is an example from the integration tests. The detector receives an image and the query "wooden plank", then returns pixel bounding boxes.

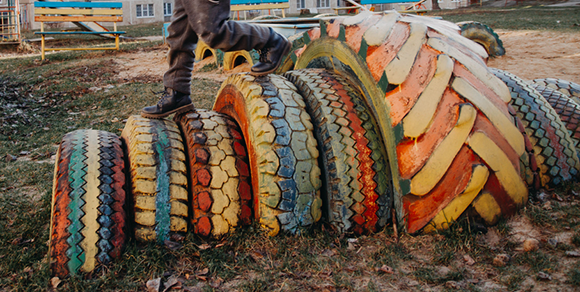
[35,8,123,15]
[34,2,122,8]
[35,15,123,22]
[230,3,289,11]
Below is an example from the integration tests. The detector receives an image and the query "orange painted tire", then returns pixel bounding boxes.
[284,11,528,233]
[213,73,322,236]
[174,110,253,237]
[284,68,392,234]
[121,116,189,242]
[490,68,580,187]
[530,84,580,157]
[50,130,126,277]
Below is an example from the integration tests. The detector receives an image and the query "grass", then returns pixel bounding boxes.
[2,6,580,291]
[430,6,580,31]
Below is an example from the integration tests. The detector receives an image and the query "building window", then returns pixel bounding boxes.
[297,0,305,9]
[136,4,154,18]
[163,2,172,16]
[317,0,330,7]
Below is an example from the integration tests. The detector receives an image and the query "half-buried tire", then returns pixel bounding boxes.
[456,21,505,57]
[530,78,580,105]
[529,83,580,158]
[284,68,392,234]
[490,68,580,187]
[285,11,528,233]
[121,116,189,242]
[213,73,322,236]
[174,110,253,237]
[50,129,126,277]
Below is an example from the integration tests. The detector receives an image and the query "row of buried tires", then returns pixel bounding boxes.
[50,11,580,278]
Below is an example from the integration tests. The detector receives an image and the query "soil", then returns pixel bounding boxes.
[487,30,580,84]
[107,29,580,86]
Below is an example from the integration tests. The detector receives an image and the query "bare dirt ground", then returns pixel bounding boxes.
[107,29,580,86]
[487,30,580,84]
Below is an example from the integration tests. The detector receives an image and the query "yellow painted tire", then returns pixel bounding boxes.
[457,21,505,57]
[50,130,126,277]
[223,50,257,71]
[174,110,253,237]
[121,116,189,242]
[195,40,217,63]
[213,73,322,236]
[284,11,528,233]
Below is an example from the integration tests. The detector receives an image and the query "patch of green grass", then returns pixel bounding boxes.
[524,204,556,227]
[430,6,580,32]
[513,250,557,274]
[372,242,414,269]
[568,262,580,286]
[573,231,580,246]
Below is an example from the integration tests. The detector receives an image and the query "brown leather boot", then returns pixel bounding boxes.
[251,31,291,76]
[141,88,195,119]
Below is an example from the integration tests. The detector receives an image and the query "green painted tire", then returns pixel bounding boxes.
[174,110,253,237]
[457,21,505,57]
[491,68,580,187]
[121,116,189,242]
[284,68,392,234]
[50,129,126,277]
[213,73,322,236]
[531,78,580,105]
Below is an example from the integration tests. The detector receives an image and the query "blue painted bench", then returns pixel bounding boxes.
[230,0,289,20]
[34,1,125,60]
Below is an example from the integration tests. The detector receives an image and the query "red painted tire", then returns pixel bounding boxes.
[174,110,253,237]
[284,68,392,234]
[50,130,126,277]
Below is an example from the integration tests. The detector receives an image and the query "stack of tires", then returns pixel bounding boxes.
[48,11,580,277]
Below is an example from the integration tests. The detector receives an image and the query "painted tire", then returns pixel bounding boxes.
[530,84,580,155]
[284,68,392,234]
[456,21,505,57]
[285,11,528,233]
[121,116,189,242]
[223,50,258,71]
[174,110,253,237]
[50,130,126,277]
[491,68,580,187]
[530,78,580,105]
[213,73,322,236]
[195,40,217,63]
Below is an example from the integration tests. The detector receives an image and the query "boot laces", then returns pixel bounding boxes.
[259,47,271,63]
[151,89,170,104]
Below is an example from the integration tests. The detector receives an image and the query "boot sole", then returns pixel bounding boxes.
[141,103,195,119]
[250,41,292,76]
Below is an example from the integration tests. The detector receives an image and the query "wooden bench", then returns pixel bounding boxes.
[34,1,125,60]
[230,0,289,20]
[361,0,428,15]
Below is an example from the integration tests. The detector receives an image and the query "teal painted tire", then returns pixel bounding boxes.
[50,130,126,277]
[491,68,580,187]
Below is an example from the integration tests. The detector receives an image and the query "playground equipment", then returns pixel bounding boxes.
[0,0,21,44]
[49,11,580,277]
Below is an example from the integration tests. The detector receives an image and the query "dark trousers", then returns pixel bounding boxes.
[163,0,272,94]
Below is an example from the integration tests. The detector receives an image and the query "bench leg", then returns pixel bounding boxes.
[115,35,119,50]
[41,35,45,60]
